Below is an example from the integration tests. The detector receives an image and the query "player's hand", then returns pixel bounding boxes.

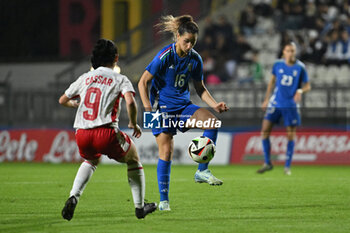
[70,100,80,108]
[294,91,302,103]
[214,102,229,113]
[128,123,142,138]
[261,99,269,111]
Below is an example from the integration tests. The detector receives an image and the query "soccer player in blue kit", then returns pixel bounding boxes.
[257,42,311,175]
[138,15,228,211]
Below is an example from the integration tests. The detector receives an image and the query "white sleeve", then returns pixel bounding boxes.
[64,75,84,98]
[120,76,135,96]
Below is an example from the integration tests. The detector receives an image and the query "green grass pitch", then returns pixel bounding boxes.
[0,163,349,233]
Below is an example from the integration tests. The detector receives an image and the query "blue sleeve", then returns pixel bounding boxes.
[146,54,163,76]
[272,62,278,76]
[301,66,309,83]
[192,56,203,81]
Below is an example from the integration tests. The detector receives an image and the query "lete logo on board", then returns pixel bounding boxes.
[0,130,81,163]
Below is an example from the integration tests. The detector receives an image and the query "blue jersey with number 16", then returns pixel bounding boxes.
[269,59,309,108]
[146,43,203,112]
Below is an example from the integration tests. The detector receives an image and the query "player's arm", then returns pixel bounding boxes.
[193,80,228,113]
[124,91,141,138]
[262,75,276,111]
[138,70,154,112]
[58,94,79,108]
[294,82,311,102]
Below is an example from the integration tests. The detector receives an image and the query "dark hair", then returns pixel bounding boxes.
[177,15,199,36]
[283,41,296,49]
[91,39,118,69]
[156,15,199,41]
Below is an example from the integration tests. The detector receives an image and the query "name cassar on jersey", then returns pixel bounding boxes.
[85,75,113,86]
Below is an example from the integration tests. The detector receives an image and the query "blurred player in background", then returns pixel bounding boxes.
[257,41,311,175]
[59,39,156,220]
[138,15,228,211]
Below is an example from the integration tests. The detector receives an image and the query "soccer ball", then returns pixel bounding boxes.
[188,136,215,163]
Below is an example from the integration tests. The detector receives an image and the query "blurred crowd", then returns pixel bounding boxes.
[196,0,350,85]
[275,0,350,65]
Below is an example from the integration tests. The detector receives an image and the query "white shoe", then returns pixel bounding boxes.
[194,169,223,186]
[284,167,292,176]
[159,201,171,211]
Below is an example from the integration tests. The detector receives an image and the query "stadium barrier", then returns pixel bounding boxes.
[1,129,350,165]
[0,129,231,164]
[231,131,350,165]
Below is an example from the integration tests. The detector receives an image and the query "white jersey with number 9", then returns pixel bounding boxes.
[64,66,135,129]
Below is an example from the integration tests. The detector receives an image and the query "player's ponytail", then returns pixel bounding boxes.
[156,15,199,41]
[91,39,118,69]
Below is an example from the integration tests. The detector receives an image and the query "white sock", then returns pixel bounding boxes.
[127,162,145,209]
[69,160,96,201]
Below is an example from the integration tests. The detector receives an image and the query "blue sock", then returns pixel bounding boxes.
[198,129,218,171]
[262,138,271,165]
[157,159,171,201]
[285,140,295,168]
[203,128,218,144]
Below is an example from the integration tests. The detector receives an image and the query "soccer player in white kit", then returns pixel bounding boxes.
[59,39,157,220]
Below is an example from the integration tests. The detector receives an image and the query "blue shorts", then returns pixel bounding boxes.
[264,107,301,126]
[152,104,200,136]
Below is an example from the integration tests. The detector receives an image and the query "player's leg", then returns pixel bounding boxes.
[62,158,99,221]
[62,128,100,221]
[118,141,157,218]
[282,107,300,175]
[69,129,101,201]
[189,107,223,185]
[257,106,281,173]
[257,119,275,174]
[261,119,274,166]
[155,132,174,211]
[284,126,296,175]
[69,159,99,199]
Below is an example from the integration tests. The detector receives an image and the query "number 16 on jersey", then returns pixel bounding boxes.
[174,74,186,87]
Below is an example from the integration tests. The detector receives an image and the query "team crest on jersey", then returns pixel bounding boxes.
[188,63,192,72]
[293,70,298,76]
[279,69,284,73]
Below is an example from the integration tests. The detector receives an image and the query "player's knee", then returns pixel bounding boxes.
[286,127,296,140]
[159,151,172,161]
[125,156,140,165]
[261,130,270,139]
[286,133,295,141]
[87,158,100,166]
[193,108,217,120]
[123,144,140,164]
[161,149,172,157]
